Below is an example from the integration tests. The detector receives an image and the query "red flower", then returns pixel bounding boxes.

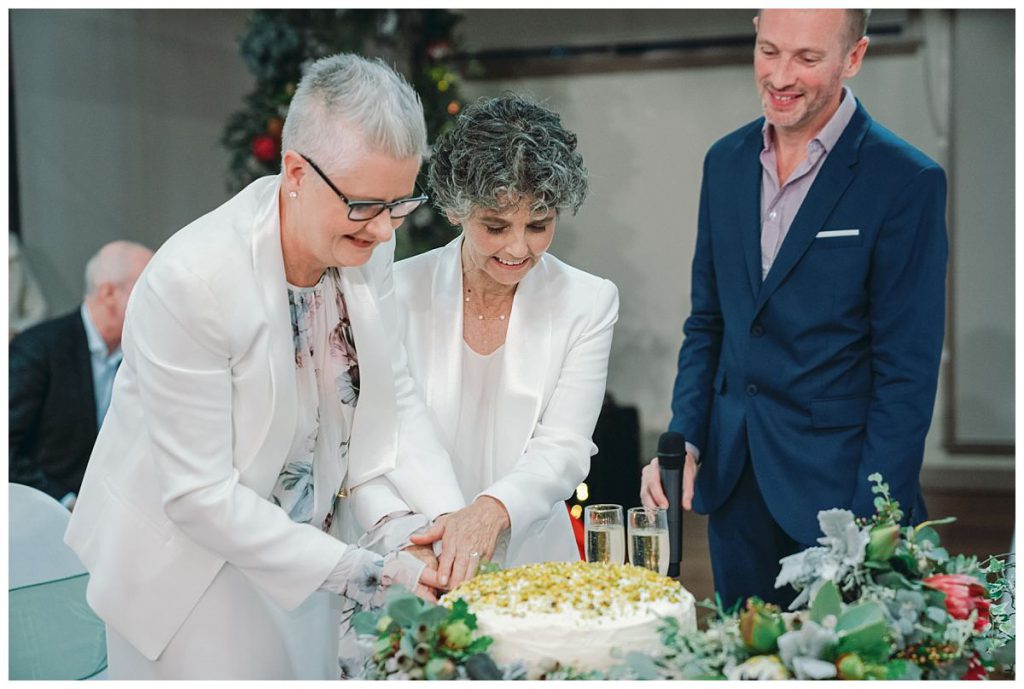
[962,652,987,680]
[923,573,991,631]
[251,134,278,163]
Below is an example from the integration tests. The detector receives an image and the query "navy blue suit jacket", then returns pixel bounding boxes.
[670,101,947,545]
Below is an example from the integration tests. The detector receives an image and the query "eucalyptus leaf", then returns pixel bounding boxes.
[387,596,424,627]
[874,571,917,590]
[810,580,841,624]
[914,526,940,547]
[993,640,1016,668]
[351,610,380,636]
[417,605,449,627]
[925,605,949,624]
[836,602,889,662]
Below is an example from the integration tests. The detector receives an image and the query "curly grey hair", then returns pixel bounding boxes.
[281,53,427,175]
[428,93,588,222]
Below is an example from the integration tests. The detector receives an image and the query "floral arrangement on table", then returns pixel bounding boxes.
[352,474,1014,680]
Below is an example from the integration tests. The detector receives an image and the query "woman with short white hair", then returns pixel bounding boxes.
[65,53,464,680]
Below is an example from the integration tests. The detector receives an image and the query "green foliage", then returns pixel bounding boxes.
[809,580,842,624]
[223,9,468,259]
[351,475,1014,680]
[651,473,1015,681]
[356,585,494,680]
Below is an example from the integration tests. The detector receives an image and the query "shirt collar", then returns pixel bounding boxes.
[761,86,857,154]
[80,303,121,363]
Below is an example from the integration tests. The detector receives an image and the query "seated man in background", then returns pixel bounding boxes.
[9,240,153,508]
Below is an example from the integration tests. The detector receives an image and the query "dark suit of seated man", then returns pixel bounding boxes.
[9,240,152,507]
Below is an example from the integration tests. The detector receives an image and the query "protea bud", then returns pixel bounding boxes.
[923,573,991,631]
[866,523,900,562]
[739,598,786,653]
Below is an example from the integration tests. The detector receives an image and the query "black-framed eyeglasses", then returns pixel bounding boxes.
[300,153,428,221]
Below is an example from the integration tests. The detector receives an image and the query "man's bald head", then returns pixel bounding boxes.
[757,8,871,51]
[83,240,153,352]
[84,241,153,297]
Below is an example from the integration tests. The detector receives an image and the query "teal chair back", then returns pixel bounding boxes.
[8,483,107,680]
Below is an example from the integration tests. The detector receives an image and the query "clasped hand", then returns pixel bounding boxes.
[406,495,510,593]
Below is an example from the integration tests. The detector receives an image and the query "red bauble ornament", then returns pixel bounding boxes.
[426,40,452,61]
[251,134,278,163]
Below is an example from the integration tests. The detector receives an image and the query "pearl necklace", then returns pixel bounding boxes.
[464,286,510,321]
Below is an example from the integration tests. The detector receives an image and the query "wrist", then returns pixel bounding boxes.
[475,495,511,530]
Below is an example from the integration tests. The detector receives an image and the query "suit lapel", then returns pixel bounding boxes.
[340,262,398,486]
[493,255,550,476]
[70,311,99,436]
[426,238,465,448]
[243,177,297,487]
[754,104,869,316]
[738,127,767,299]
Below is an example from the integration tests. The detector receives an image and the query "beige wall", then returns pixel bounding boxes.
[10,9,252,311]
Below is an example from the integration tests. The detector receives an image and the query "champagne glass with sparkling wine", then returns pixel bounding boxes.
[584,504,625,564]
[627,506,670,575]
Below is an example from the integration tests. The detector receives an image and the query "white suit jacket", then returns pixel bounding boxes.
[395,237,619,566]
[64,176,464,660]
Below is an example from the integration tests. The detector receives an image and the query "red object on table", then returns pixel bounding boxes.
[567,502,585,560]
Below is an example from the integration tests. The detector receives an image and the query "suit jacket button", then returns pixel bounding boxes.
[746,384,759,396]
[751,324,764,337]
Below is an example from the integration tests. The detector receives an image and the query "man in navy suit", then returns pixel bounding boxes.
[9,241,152,507]
[641,9,947,609]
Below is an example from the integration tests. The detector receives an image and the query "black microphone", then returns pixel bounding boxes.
[657,431,686,578]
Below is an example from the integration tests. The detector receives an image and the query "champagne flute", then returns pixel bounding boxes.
[584,504,625,564]
[627,506,670,575]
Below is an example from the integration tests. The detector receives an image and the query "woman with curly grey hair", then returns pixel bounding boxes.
[399,94,619,587]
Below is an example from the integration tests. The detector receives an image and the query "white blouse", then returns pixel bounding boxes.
[452,342,510,563]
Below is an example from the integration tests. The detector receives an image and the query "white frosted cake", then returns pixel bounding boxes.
[445,561,696,675]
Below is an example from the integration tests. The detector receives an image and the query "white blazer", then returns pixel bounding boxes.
[395,237,619,566]
[64,176,464,660]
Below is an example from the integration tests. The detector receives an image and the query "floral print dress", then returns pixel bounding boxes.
[269,268,422,678]
[271,268,359,531]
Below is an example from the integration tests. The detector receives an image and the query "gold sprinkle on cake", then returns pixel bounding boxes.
[446,561,685,620]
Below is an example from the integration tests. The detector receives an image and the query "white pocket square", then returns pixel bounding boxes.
[816,229,860,238]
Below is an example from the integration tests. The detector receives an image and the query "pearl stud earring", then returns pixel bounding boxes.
[288,191,297,199]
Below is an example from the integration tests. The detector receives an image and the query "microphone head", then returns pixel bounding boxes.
[657,431,686,470]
